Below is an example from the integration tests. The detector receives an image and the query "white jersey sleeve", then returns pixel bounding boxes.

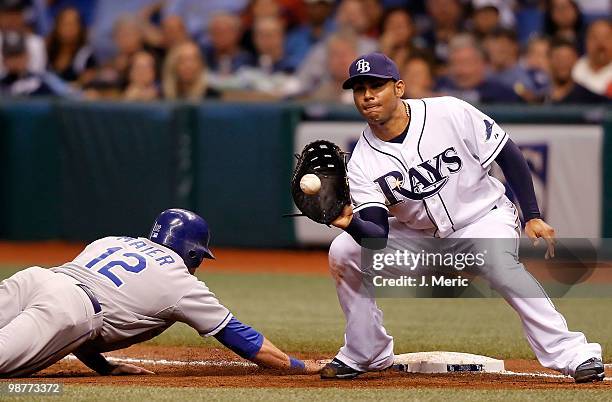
[172,282,233,337]
[347,149,389,213]
[454,98,508,168]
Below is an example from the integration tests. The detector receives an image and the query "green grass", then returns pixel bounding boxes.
[5,386,612,402]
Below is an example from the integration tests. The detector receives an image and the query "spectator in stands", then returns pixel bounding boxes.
[520,35,552,101]
[379,7,423,69]
[162,0,249,45]
[401,54,436,99]
[162,41,218,100]
[435,34,521,103]
[572,20,612,98]
[241,0,305,36]
[470,0,502,40]
[204,12,253,76]
[306,30,358,103]
[240,0,285,54]
[547,37,608,103]
[361,0,384,38]
[86,14,156,97]
[240,0,306,56]
[421,0,464,65]
[0,0,46,74]
[250,16,294,73]
[285,0,335,69]
[334,0,374,40]
[123,50,159,101]
[544,0,584,48]
[46,7,96,84]
[89,0,162,63]
[0,0,27,32]
[161,15,190,51]
[295,0,378,96]
[109,15,146,85]
[221,16,299,96]
[137,13,190,55]
[524,35,551,76]
[484,29,535,101]
[29,0,95,36]
[471,0,515,35]
[0,30,67,96]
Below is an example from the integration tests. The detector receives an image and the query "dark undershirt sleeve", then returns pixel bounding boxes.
[345,206,389,249]
[495,139,541,222]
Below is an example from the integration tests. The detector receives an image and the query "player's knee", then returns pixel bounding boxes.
[329,232,361,269]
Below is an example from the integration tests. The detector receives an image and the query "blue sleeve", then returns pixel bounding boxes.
[345,206,389,249]
[213,317,264,359]
[495,139,541,221]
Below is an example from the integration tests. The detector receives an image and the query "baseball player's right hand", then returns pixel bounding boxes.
[525,218,556,259]
[109,362,155,375]
[302,359,325,374]
[331,205,354,229]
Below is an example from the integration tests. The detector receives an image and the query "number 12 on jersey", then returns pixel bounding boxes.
[85,247,147,287]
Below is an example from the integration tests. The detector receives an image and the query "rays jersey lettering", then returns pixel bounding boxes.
[374,147,462,203]
[348,97,509,237]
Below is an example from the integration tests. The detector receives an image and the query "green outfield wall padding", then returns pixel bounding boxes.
[0,100,61,239]
[56,102,191,240]
[191,102,300,247]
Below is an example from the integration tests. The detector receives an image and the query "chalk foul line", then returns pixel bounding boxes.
[61,355,610,381]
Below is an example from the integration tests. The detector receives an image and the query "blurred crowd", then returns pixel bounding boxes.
[0,0,610,104]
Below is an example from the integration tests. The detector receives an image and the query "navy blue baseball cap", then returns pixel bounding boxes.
[342,52,401,89]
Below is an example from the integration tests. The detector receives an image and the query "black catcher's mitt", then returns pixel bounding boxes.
[291,140,350,225]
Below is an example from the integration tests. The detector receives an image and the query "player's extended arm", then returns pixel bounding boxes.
[73,346,154,376]
[495,138,555,258]
[332,205,389,249]
[213,317,321,374]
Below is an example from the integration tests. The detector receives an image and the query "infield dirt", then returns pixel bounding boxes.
[15,345,608,390]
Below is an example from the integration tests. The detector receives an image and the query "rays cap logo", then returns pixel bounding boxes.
[356,59,370,73]
[343,52,401,89]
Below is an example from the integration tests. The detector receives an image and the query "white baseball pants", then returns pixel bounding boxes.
[0,267,103,377]
[328,199,602,375]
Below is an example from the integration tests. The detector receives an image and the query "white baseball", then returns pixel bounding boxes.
[300,174,321,195]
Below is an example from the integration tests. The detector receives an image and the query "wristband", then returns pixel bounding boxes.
[289,357,305,370]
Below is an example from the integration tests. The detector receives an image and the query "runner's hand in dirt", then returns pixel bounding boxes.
[109,362,155,375]
[302,360,324,374]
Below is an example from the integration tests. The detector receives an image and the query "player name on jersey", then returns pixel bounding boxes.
[114,236,176,265]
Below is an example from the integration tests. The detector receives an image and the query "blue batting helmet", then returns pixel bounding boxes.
[149,209,215,269]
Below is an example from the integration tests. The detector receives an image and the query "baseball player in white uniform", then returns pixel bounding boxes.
[0,209,320,377]
[320,52,604,383]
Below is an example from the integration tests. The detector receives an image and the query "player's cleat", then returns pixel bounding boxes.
[320,358,364,379]
[572,358,605,383]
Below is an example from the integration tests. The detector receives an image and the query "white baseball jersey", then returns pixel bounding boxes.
[348,96,509,238]
[52,236,232,352]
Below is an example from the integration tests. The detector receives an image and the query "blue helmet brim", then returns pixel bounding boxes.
[204,249,215,259]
